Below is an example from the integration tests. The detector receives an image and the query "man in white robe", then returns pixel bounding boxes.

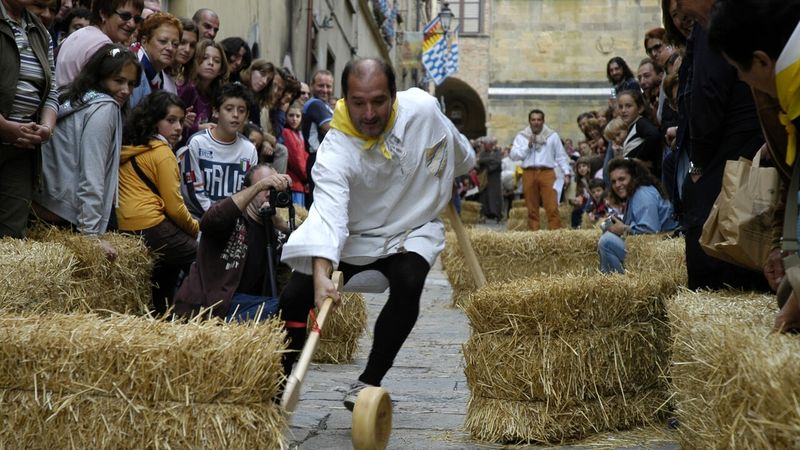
[278,58,475,410]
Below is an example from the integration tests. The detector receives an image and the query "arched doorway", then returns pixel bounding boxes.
[435,77,486,139]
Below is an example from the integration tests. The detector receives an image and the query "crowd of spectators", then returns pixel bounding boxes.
[1,0,317,316]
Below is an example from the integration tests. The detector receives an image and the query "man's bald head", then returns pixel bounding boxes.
[341,58,398,137]
[341,58,396,100]
[193,8,219,39]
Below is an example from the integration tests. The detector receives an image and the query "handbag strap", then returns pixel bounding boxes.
[781,159,800,267]
[130,156,161,197]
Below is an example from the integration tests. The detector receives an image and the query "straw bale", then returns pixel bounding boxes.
[626,234,686,282]
[0,389,286,450]
[312,292,367,364]
[276,204,308,226]
[579,212,601,230]
[27,224,152,314]
[465,390,668,444]
[512,198,526,209]
[0,312,286,405]
[441,228,602,304]
[505,204,574,231]
[0,238,83,313]
[460,200,481,226]
[461,200,481,214]
[465,272,676,334]
[506,206,528,231]
[441,228,687,306]
[464,323,668,403]
[666,290,800,449]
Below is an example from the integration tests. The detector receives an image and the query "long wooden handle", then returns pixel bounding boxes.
[281,271,343,413]
[445,203,486,290]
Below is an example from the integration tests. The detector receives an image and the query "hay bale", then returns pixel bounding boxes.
[627,234,686,285]
[504,204,574,231]
[1,390,285,450]
[441,228,686,306]
[579,212,601,230]
[461,200,481,214]
[27,224,152,314]
[460,200,481,225]
[312,292,367,364]
[506,207,528,231]
[0,312,287,449]
[0,239,83,313]
[464,272,675,334]
[276,204,308,227]
[464,323,668,403]
[465,390,668,444]
[441,229,601,305]
[667,290,800,449]
[512,199,526,209]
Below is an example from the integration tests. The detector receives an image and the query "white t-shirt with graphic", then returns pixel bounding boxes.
[177,129,259,219]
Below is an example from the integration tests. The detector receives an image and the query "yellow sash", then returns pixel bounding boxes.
[776,22,800,165]
[329,98,398,160]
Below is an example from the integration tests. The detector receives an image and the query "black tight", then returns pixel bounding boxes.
[279,251,430,386]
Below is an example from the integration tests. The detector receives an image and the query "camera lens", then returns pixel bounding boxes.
[273,189,292,208]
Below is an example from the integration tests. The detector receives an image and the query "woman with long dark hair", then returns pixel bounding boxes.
[598,158,678,273]
[220,36,251,83]
[618,89,663,177]
[34,44,141,259]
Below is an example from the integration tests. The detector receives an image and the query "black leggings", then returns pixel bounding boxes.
[279,251,430,386]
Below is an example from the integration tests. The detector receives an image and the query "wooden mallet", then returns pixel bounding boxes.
[281,271,344,413]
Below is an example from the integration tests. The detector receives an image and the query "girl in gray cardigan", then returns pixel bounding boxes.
[33,44,141,259]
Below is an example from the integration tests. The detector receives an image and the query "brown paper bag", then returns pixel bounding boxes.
[700,150,780,271]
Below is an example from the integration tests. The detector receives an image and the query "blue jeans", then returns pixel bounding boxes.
[292,191,305,208]
[225,293,279,322]
[598,231,626,273]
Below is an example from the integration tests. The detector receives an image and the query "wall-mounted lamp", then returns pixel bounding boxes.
[314,13,334,30]
[439,2,454,33]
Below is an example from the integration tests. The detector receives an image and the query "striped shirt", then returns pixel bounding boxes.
[2,8,59,121]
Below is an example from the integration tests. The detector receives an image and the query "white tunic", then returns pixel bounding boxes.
[281,88,475,274]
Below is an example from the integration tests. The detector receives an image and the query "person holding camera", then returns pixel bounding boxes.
[598,158,678,273]
[173,163,291,321]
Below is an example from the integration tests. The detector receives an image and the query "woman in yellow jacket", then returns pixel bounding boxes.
[117,91,198,315]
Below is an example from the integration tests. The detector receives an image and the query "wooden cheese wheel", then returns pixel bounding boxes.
[351,387,392,450]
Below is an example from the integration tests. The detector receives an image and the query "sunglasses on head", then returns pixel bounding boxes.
[114,10,144,24]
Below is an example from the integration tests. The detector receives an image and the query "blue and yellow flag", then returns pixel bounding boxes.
[422,17,459,85]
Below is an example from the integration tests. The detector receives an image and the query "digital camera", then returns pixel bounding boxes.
[269,188,293,208]
[599,216,615,232]
[599,208,622,233]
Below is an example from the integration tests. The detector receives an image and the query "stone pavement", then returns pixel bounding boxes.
[284,232,680,449]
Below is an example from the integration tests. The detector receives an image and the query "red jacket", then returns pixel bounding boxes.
[282,128,307,193]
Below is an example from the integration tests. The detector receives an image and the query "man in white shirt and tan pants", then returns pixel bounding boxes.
[510,109,573,230]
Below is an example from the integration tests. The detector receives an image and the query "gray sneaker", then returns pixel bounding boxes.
[343,380,375,411]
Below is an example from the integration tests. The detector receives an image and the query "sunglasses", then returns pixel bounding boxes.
[114,10,144,24]
[646,43,664,56]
